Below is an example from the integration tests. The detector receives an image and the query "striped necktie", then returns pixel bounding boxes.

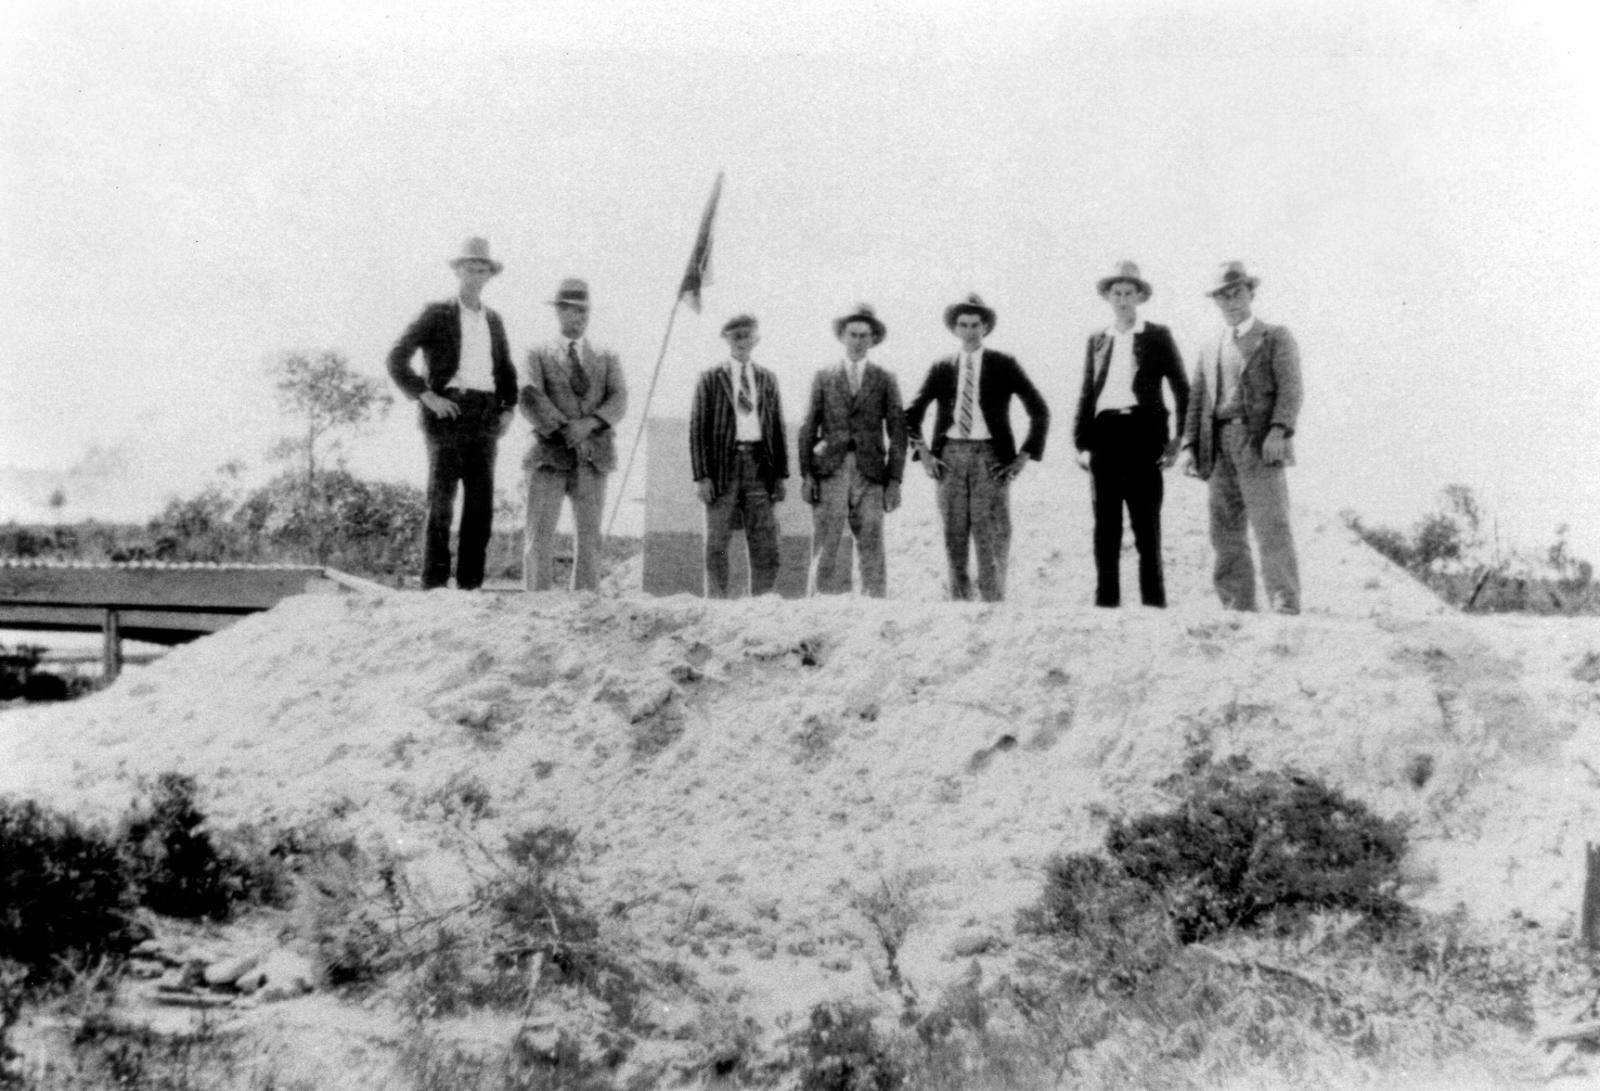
[956,354,976,436]
[738,363,754,413]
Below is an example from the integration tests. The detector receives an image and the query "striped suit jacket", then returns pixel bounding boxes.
[689,362,788,499]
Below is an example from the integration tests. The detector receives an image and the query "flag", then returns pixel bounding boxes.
[677,171,724,314]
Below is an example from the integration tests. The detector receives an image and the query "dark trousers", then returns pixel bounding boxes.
[704,445,780,598]
[1088,412,1166,608]
[420,390,500,590]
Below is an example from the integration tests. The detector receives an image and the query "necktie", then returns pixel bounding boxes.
[849,361,861,394]
[738,363,754,413]
[567,341,589,398]
[956,354,976,436]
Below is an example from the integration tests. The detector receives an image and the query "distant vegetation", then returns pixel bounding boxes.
[1346,484,1598,613]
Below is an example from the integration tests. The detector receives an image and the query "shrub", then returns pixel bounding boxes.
[1104,755,1408,942]
[119,773,288,921]
[795,1001,904,1091]
[0,799,142,982]
[1018,852,1176,988]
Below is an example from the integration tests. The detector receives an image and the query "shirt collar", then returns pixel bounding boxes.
[1228,315,1258,339]
[1106,318,1147,338]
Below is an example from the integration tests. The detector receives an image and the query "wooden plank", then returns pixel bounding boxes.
[0,603,245,636]
[0,566,324,610]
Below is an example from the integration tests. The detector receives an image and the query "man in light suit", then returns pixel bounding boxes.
[689,314,788,598]
[906,294,1050,603]
[386,237,518,590]
[1073,261,1189,608]
[1179,261,1303,614]
[798,304,908,597]
[519,278,628,592]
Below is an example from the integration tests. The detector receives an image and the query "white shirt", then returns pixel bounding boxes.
[1098,318,1146,411]
[724,357,763,442]
[452,300,497,392]
[954,349,990,440]
[844,355,871,392]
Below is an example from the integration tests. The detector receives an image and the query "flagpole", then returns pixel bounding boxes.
[604,295,682,539]
[603,171,723,542]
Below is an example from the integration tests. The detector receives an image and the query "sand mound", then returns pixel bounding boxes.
[3,471,1599,1032]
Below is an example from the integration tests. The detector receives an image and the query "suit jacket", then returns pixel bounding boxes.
[1072,321,1190,453]
[386,299,517,412]
[519,340,628,473]
[796,361,907,484]
[1181,321,1302,481]
[689,361,787,499]
[905,348,1049,466]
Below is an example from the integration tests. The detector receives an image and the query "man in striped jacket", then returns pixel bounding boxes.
[689,314,788,597]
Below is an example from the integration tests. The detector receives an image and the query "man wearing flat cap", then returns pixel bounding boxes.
[519,278,628,592]
[1073,261,1189,609]
[1179,261,1303,614]
[387,237,518,590]
[798,304,907,597]
[689,314,789,597]
[906,294,1050,602]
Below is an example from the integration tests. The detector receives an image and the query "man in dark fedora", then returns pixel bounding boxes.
[689,314,788,597]
[798,303,907,597]
[519,278,628,592]
[387,237,518,590]
[1073,261,1189,608]
[1179,261,1303,613]
[906,294,1049,602]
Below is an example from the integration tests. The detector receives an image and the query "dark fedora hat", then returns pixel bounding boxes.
[943,293,996,333]
[1205,261,1260,297]
[548,277,591,309]
[833,303,887,345]
[448,236,502,276]
[1096,260,1153,301]
[721,313,759,336]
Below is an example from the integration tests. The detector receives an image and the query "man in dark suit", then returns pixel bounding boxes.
[1073,261,1190,608]
[798,304,907,597]
[1179,261,1303,614]
[689,314,788,597]
[519,278,628,592]
[386,237,518,590]
[906,294,1049,602]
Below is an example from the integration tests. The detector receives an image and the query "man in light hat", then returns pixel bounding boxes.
[906,294,1050,602]
[1073,261,1189,608]
[387,237,518,590]
[797,304,907,597]
[1179,261,1303,614]
[519,278,628,592]
[689,314,788,597]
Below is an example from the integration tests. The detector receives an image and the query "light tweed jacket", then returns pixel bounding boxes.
[519,339,628,473]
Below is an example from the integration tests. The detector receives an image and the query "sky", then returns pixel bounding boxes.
[2,0,1599,557]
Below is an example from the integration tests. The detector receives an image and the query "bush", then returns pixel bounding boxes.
[0,799,142,982]
[1103,755,1408,943]
[118,773,289,921]
[795,1001,904,1091]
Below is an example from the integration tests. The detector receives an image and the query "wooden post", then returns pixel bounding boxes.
[102,608,122,682]
[1583,843,1600,950]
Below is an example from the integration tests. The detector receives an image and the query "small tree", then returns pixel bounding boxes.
[268,349,393,561]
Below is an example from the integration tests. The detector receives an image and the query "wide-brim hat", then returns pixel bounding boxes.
[833,303,887,345]
[721,313,758,336]
[943,293,996,333]
[1206,260,1260,297]
[1096,260,1153,301]
[548,277,590,309]
[448,236,502,276]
